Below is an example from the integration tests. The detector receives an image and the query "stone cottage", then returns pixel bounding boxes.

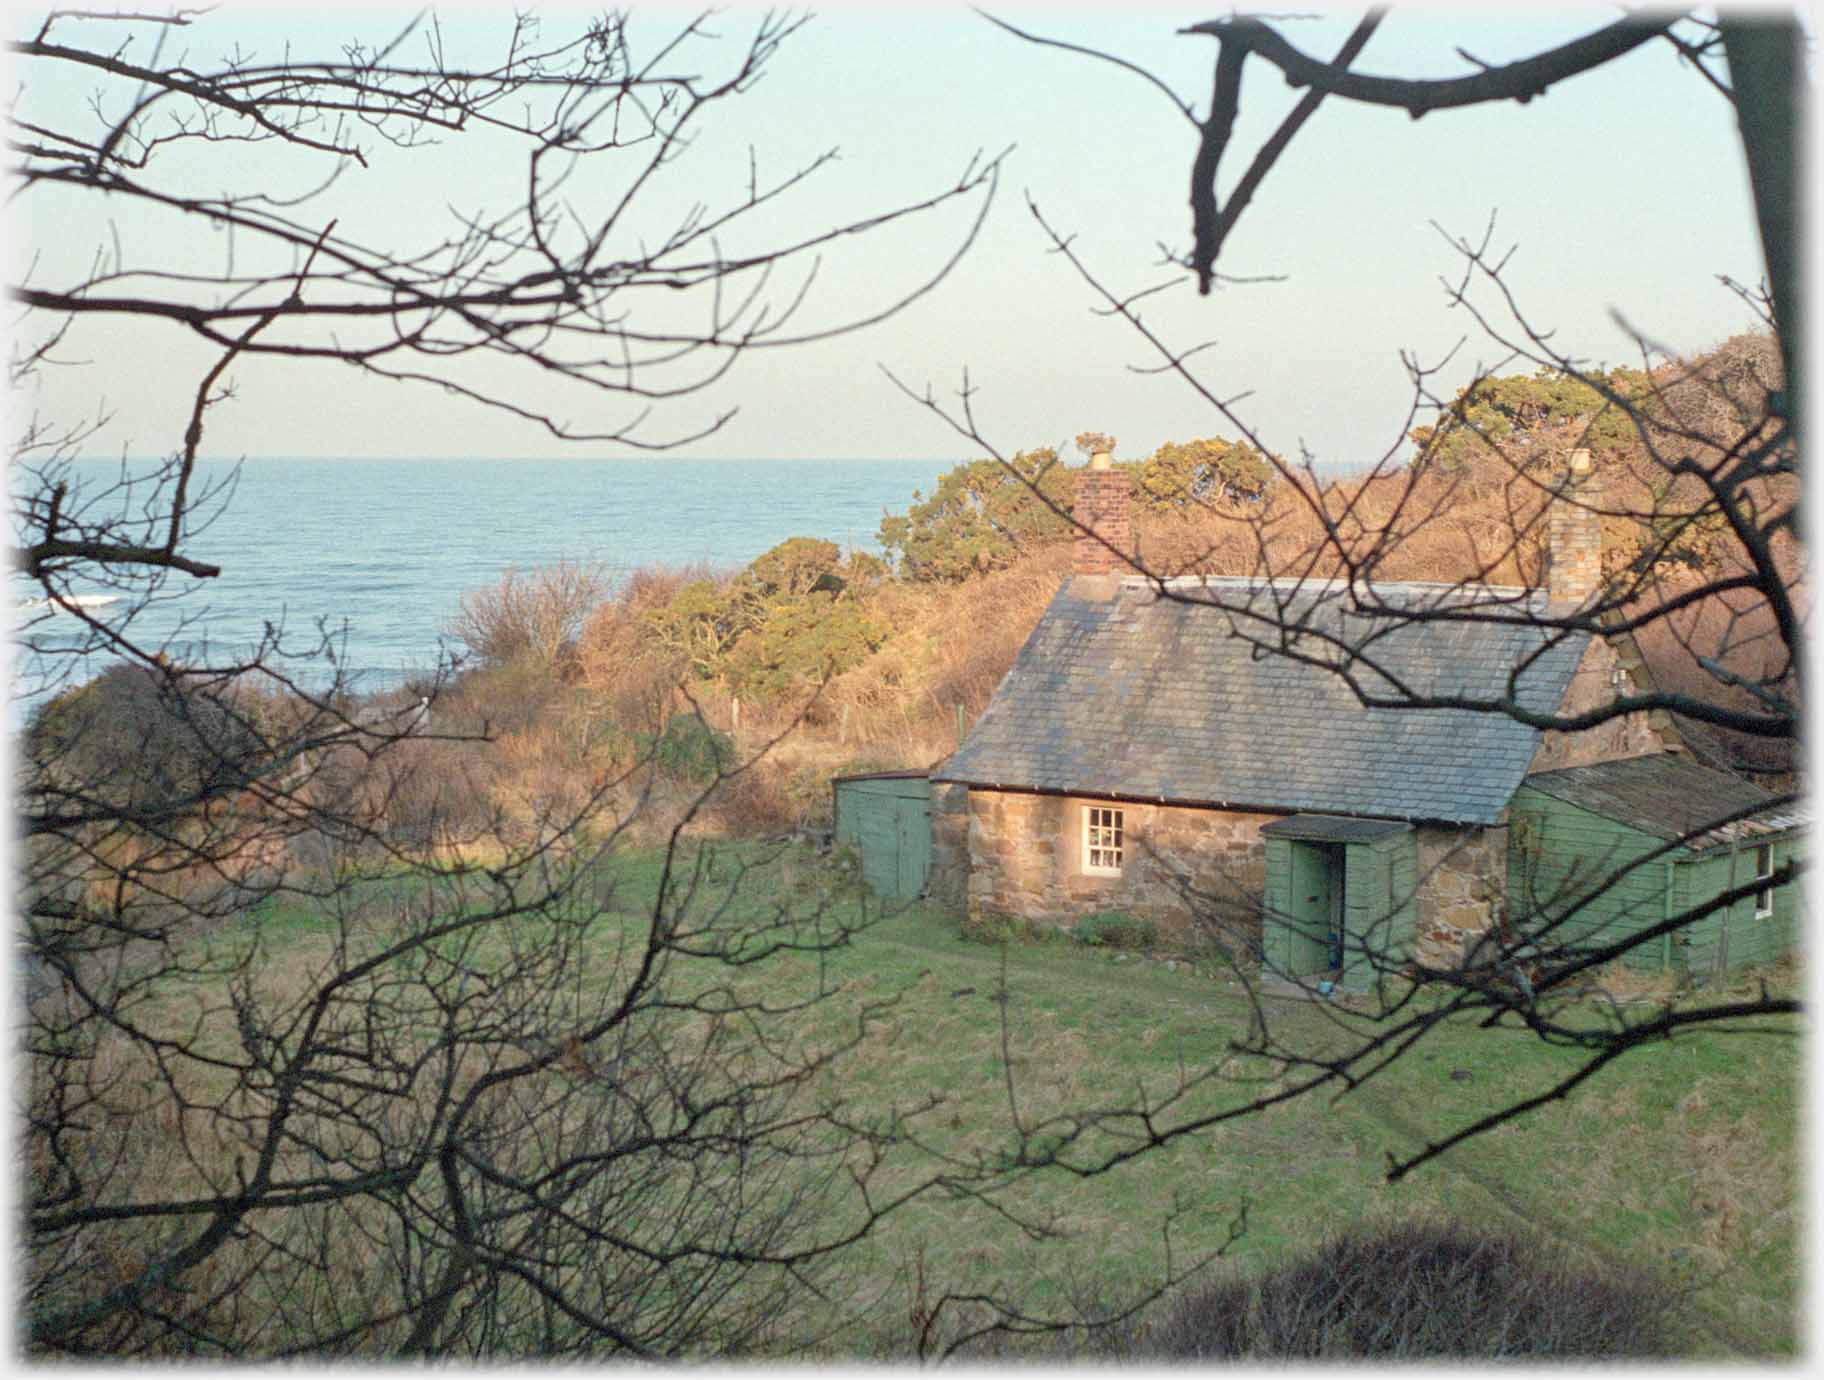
[924,447,1787,986]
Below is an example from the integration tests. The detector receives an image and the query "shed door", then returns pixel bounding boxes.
[892,789,931,898]
[847,783,930,901]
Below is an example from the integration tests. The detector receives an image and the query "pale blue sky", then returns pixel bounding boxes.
[9,1,1778,470]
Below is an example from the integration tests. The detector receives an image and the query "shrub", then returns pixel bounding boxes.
[1070,910,1155,951]
[639,712,736,783]
[877,448,1073,582]
[959,911,1051,946]
[25,662,262,815]
[443,658,564,738]
[1128,436,1275,511]
[1146,1218,1681,1359]
[742,535,845,597]
[723,590,885,701]
[447,560,607,669]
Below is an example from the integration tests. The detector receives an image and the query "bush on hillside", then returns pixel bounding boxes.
[643,539,888,702]
[741,535,846,598]
[1128,437,1275,511]
[26,662,264,815]
[1144,1218,1681,1359]
[448,560,607,669]
[723,591,886,701]
[1408,364,1653,474]
[877,448,1072,582]
[640,712,735,783]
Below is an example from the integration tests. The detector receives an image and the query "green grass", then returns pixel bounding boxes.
[775,895,1798,1357]
[179,843,1801,1357]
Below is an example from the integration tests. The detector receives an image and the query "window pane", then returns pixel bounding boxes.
[1084,807,1123,872]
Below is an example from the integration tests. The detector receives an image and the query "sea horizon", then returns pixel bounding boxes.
[13,455,964,711]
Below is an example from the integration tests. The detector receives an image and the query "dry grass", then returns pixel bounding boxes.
[1582,960,1686,1005]
[824,541,1071,747]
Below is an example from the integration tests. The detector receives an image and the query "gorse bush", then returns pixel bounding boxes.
[876,448,1073,582]
[1145,1218,1682,1359]
[640,712,736,783]
[1409,363,1654,473]
[1128,436,1275,511]
[641,539,886,697]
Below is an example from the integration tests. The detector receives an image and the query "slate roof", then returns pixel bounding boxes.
[1518,753,1803,851]
[931,576,1592,827]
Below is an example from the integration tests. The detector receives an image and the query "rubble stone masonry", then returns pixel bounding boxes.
[1525,636,1668,773]
[1412,824,1509,967]
[963,788,1266,950]
[925,781,972,911]
[956,787,1520,972]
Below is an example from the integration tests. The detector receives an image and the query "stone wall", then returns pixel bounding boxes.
[965,789,1266,950]
[925,781,971,910]
[1526,636,1667,773]
[1412,824,1508,967]
[956,791,1529,972]
[1546,450,1602,606]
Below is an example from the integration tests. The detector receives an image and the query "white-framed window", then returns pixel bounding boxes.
[1754,843,1776,918]
[1083,805,1124,876]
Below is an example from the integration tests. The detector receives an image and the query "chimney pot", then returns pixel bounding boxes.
[1089,449,1112,471]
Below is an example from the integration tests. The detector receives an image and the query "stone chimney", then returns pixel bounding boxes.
[1072,446,1132,581]
[1546,447,1602,606]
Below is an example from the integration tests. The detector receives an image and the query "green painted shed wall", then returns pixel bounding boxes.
[1678,835,1801,977]
[1506,784,1671,973]
[1507,782,1802,976]
[833,775,931,900]
[1347,826,1418,995]
[1261,834,1298,977]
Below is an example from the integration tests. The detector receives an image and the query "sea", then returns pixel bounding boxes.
[10,455,957,715]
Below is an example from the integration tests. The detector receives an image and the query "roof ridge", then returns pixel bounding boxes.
[1142,574,1535,599]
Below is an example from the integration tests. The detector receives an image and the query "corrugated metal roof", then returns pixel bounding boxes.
[1519,753,1803,851]
[932,576,1589,826]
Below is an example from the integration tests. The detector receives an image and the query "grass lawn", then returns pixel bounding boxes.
[194,842,1800,1357]
[765,890,1799,1358]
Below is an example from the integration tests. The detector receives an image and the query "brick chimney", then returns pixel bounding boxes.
[1546,448,1602,607]
[1073,446,1132,579]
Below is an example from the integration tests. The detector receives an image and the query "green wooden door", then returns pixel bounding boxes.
[835,776,930,901]
[854,792,899,896]
[893,790,931,898]
[1340,829,1417,994]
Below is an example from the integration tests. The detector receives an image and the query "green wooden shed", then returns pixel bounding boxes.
[1507,755,1805,980]
[832,770,932,901]
[1260,815,1419,996]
